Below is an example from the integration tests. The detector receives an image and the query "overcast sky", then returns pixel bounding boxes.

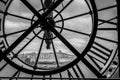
[5,0,92,55]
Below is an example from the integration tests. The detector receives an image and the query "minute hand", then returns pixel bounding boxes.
[21,0,81,57]
[21,0,64,19]
[0,0,64,61]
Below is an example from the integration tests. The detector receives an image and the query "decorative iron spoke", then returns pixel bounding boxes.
[34,34,45,69]
[55,11,91,23]
[0,29,27,38]
[54,26,90,36]
[98,4,117,12]
[51,28,81,57]
[11,71,20,79]
[55,4,117,23]
[55,25,117,44]
[51,39,60,67]
[0,10,33,21]
[54,0,73,19]
[12,30,42,59]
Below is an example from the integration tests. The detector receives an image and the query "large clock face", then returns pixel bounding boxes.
[0,0,119,79]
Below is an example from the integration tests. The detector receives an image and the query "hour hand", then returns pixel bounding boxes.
[44,18,55,49]
[44,31,53,49]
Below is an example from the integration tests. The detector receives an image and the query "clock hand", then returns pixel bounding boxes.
[21,0,63,20]
[0,0,64,62]
[21,0,81,57]
[21,0,62,50]
[44,0,53,9]
[44,0,54,49]
[44,30,53,49]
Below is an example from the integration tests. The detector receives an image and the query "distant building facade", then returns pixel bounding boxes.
[18,50,76,67]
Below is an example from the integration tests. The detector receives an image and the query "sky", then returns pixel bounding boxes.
[4,0,92,55]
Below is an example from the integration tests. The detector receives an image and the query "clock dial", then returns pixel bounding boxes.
[1,0,97,74]
[0,0,119,79]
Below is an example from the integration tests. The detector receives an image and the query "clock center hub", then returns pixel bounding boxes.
[41,17,55,31]
[31,9,64,40]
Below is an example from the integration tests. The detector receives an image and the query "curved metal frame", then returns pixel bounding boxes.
[1,0,98,75]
